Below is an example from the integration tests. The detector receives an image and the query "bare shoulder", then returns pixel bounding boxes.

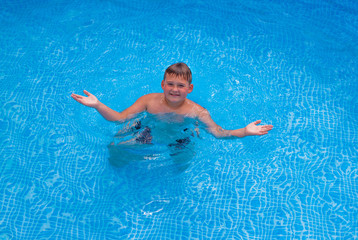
[136,93,164,113]
[137,93,161,102]
[185,99,208,117]
[186,99,204,110]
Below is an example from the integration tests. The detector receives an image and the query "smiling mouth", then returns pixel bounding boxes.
[170,93,180,96]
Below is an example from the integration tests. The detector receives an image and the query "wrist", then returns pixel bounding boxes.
[229,128,246,138]
[244,127,248,137]
[93,101,103,109]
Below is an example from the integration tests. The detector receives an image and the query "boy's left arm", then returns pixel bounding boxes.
[198,109,273,138]
[231,120,273,137]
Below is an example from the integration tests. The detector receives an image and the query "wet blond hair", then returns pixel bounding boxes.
[164,62,192,84]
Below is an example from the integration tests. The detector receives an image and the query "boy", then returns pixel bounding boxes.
[71,62,273,139]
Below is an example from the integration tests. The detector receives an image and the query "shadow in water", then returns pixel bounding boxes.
[107,139,195,174]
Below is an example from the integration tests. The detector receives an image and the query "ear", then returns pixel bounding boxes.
[188,84,193,93]
[161,80,165,90]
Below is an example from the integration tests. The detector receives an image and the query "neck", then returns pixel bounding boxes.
[163,96,185,110]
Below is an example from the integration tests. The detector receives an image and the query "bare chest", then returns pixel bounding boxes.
[146,97,197,117]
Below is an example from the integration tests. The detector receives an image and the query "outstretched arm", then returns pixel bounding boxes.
[198,109,273,138]
[231,120,273,137]
[71,90,147,122]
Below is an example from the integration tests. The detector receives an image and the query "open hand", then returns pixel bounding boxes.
[245,120,273,136]
[71,90,99,108]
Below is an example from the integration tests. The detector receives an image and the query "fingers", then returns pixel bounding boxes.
[259,129,269,135]
[252,120,273,129]
[263,125,273,130]
[71,90,90,101]
[258,125,273,135]
[260,126,273,131]
[83,90,91,96]
[253,120,261,125]
[71,94,83,103]
[71,93,80,99]
[71,91,85,98]
[71,90,91,98]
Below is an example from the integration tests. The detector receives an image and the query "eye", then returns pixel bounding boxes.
[178,84,185,88]
[167,83,174,86]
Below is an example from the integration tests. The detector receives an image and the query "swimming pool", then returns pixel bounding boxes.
[1,0,357,239]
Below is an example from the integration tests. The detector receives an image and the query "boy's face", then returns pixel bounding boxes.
[161,74,193,105]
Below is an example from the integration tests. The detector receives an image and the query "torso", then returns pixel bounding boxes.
[144,93,204,118]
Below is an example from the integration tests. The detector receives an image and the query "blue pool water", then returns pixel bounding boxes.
[1,0,357,239]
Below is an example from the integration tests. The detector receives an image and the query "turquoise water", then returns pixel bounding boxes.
[1,0,357,239]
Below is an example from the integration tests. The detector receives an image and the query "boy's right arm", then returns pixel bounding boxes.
[71,90,147,122]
